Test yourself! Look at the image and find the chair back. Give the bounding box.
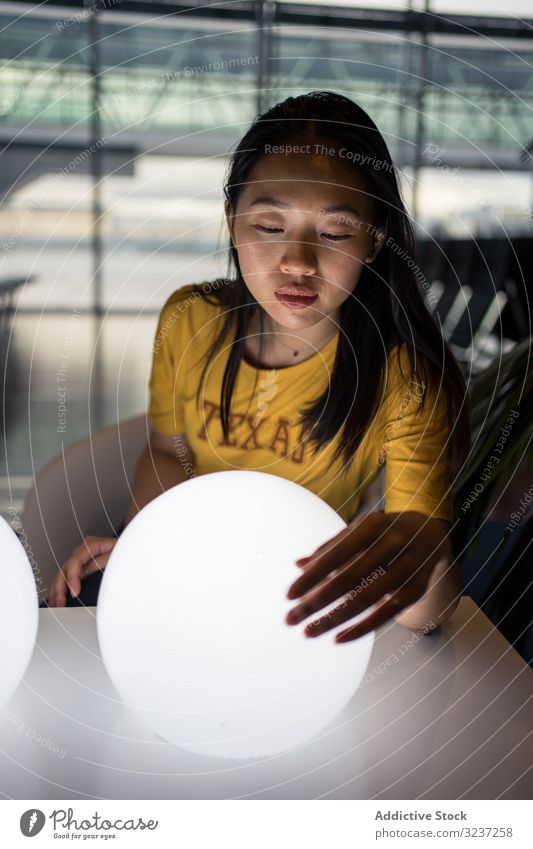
[21,415,148,601]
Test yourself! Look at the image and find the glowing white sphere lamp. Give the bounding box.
[97,471,374,760]
[0,516,39,708]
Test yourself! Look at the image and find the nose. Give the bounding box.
[279,238,318,277]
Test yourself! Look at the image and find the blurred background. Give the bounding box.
[1,1,532,658]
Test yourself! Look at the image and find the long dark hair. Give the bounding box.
[194,90,470,479]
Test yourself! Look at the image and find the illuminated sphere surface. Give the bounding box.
[97,470,374,759]
[0,516,39,708]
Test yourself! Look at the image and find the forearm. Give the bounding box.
[393,551,461,632]
[124,443,191,526]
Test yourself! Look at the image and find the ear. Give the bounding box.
[365,226,387,263]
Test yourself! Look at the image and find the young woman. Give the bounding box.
[47,90,470,642]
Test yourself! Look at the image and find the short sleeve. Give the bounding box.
[381,355,454,522]
[148,291,189,436]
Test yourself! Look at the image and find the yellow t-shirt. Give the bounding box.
[148,284,453,523]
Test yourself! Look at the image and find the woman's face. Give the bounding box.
[225,146,385,330]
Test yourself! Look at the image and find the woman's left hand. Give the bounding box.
[286,511,450,641]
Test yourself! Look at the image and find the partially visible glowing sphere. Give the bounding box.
[0,516,39,707]
[97,471,374,759]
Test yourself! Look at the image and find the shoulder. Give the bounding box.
[158,282,220,319]
[381,342,446,423]
[154,281,227,348]
[382,342,418,402]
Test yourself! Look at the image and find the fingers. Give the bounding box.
[287,545,432,638]
[78,536,117,559]
[334,593,407,642]
[46,536,117,607]
[302,581,394,638]
[286,532,404,625]
[288,512,444,642]
[67,541,115,596]
[64,552,110,603]
[65,559,82,599]
[79,552,110,580]
[48,572,68,608]
[331,571,430,641]
[287,512,391,600]
[293,553,417,637]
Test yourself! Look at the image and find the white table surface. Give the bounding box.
[1,597,532,800]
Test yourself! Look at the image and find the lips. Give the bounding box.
[275,293,318,309]
[276,285,317,297]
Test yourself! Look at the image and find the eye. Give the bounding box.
[322,233,351,241]
[253,225,283,234]
[252,225,351,241]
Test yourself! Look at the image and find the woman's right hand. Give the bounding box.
[46,536,118,607]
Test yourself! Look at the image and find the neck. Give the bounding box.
[265,306,340,345]
[244,307,340,368]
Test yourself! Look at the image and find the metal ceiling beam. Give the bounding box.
[4,2,533,40]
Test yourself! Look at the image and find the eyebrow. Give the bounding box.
[249,196,362,218]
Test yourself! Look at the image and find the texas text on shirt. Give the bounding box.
[148,283,453,525]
